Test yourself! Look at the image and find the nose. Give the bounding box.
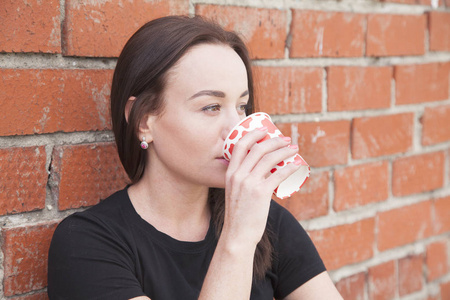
[221,110,243,140]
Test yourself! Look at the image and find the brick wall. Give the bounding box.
[0,0,449,299]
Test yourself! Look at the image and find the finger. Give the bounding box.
[263,157,303,192]
[250,144,299,178]
[226,127,270,174]
[237,137,293,175]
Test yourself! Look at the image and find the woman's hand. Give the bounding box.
[222,127,302,249]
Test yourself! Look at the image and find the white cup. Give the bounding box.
[223,112,310,199]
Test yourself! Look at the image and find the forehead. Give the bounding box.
[165,43,248,91]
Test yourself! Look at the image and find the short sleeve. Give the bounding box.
[48,213,146,300]
[270,202,326,299]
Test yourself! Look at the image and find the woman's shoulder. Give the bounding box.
[52,187,133,242]
[268,200,301,230]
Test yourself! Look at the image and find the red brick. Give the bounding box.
[0,69,113,136]
[309,218,375,270]
[64,0,188,57]
[327,66,392,111]
[392,152,444,196]
[2,222,58,296]
[335,272,366,300]
[441,281,450,300]
[395,62,450,105]
[297,120,351,167]
[50,143,128,210]
[196,5,287,59]
[434,196,450,234]
[276,171,329,220]
[290,10,365,58]
[367,14,426,56]
[0,0,60,53]
[377,201,433,251]
[422,104,450,146]
[253,66,322,114]
[368,260,397,300]
[429,11,450,51]
[426,240,448,281]
[0,147,47,215]
[352,113,414,159]
[334,161,389,211]
[399,255,424,296]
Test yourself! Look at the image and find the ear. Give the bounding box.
[137,113,157,144]
[125,96,156,143]
[124,96,136,123]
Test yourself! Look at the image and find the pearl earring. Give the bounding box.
[140,137,149,149]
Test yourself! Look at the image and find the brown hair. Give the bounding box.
[110,15,272,280]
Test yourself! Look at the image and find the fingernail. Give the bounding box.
[294,159,303,165]
[282,137,291,142]
[258,126,268,131]
[288,144,298,149]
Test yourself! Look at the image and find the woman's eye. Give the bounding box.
[239,104,248,111]
[202,104,221,112]
[239,103,250,113]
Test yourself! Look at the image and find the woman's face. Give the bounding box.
[145,43,249,189]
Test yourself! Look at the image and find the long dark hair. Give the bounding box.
[110,15,272,280]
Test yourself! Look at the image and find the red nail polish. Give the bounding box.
[282,137,291,142]
[288,144,298,149]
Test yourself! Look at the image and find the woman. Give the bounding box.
[48,15,342,300]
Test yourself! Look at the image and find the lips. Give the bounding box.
[215,157,230,165]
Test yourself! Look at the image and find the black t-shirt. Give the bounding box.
[48,187,325,300]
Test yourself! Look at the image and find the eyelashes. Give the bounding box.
[201,103,250,113]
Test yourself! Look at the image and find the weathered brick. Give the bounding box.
[2,222,58,296]
[196,5,287,59]
[297,120,351,167]
[50,143,128,210]
[377,201,432,251]
[309,218,375,270]
[276,170,328,220]
[0,147,47,215]
[64,0,189,57]
[395,62,450,105]
[327,66,392,111]
[253,66,322,114]
[399,255,424,296]
[426,240,448,281]
[290,10,365,58]
[0,0,61,53]
[434,196,450,234]
[367,14,426,56]
[335,272,366,300]
[429,11,450,51]
[352,113,414,159]
[368,260,397,300]
[334,161,389,211]
[422,104,450,146]
[0,69,113,136]
[392,152,444,196]
[441,281,450,300]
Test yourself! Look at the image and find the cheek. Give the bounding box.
[154,119,206,155]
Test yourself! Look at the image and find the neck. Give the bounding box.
[128,160,211,242]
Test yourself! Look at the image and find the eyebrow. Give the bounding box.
[188,90,249,100]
